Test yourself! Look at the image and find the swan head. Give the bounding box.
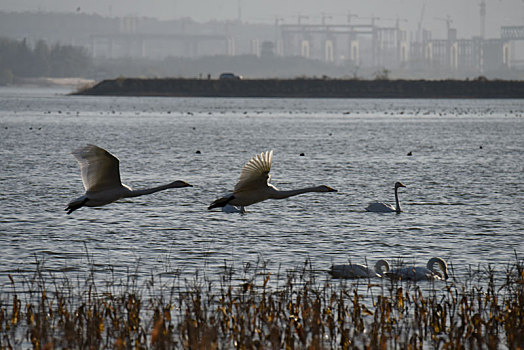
[427,257,449,280]
[374,259,390,277]
[168,180,193,188]
[395,182,406,189]
[318,185,338,192]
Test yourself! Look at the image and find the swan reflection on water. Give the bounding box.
[221,203,245,214]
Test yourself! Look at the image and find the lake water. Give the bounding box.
[0,86,523,290]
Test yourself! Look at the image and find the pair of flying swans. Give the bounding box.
[67,146,337,214]
[329,257,448,281]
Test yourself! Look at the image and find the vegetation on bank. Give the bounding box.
[0,36,360,86]
[0,37,92,85]
[0,256,523,349]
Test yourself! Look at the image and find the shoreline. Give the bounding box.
[75,77,524,99]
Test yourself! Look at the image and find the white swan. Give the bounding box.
[329,259,390,279]
[66,144,192,214]
[386,257,449,281]
[365,182,406,213]
[208,151,337,212]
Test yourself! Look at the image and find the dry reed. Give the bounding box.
[0,255,523,349]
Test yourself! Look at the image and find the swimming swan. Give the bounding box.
[365,182,406,213]
[386,257,449,281]
[329,259,390,279]
[208,151,337,212]
[66,144,192,214]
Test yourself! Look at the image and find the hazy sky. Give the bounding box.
[1,0,523,39]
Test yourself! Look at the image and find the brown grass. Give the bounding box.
[1,255,523,349]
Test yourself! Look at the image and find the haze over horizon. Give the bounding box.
[1,0,523,40]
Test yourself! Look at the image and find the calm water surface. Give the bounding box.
[0,86,523,290]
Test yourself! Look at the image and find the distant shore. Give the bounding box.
[74,77,524,99]
[13,77,96,89]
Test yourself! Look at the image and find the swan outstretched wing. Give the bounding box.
[234,151,273,192]
[72,144,121,192]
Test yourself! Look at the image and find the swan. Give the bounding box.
[208,151,337,212]
[365,182,406,213]
[66,144,192,214]
[386,257,449,281]
[329,259,390,279]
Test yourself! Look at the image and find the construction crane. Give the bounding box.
[321,12,333,26]
[417,2,426,42]
[434,15,453,38]
[297,14,309,25]
[347,11,358,24]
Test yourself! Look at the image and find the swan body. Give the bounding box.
[66,144,192,214]
[386,257,449,281]
[365,182,406,213]
[208,151,337,212]
[329,259,390,279]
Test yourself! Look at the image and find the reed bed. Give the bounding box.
[1,255,523,349]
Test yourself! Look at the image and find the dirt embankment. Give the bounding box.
[75,78,524,98]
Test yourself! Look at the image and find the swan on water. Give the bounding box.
[66,144,192,214]
[329,259,390,279]
[208,151,337,212]
[386,257,449,281]
[365,182,406,213]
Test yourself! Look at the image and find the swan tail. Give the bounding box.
[65,197,88,215]
[208,195,235,210]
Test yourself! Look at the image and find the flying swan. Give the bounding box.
[329,259,390,279]
[208,151,337,212]
[66,144,192,214]
[365,182,406,213]
[386,257,449,281]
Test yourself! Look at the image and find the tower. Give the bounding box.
[480,0,486,39]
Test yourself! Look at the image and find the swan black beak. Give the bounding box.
[328,187,338,192]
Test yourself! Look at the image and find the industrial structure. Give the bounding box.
[87,12,522,77]
[1,9,520,78]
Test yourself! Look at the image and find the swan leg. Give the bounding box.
[239,206,246,214]
[65,198,88,215]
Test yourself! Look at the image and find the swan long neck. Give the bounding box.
[394,187,402,213]
[374,259,390,276]
[428,257,448,279]
[271,186,328,200]
[125,183,174,198]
